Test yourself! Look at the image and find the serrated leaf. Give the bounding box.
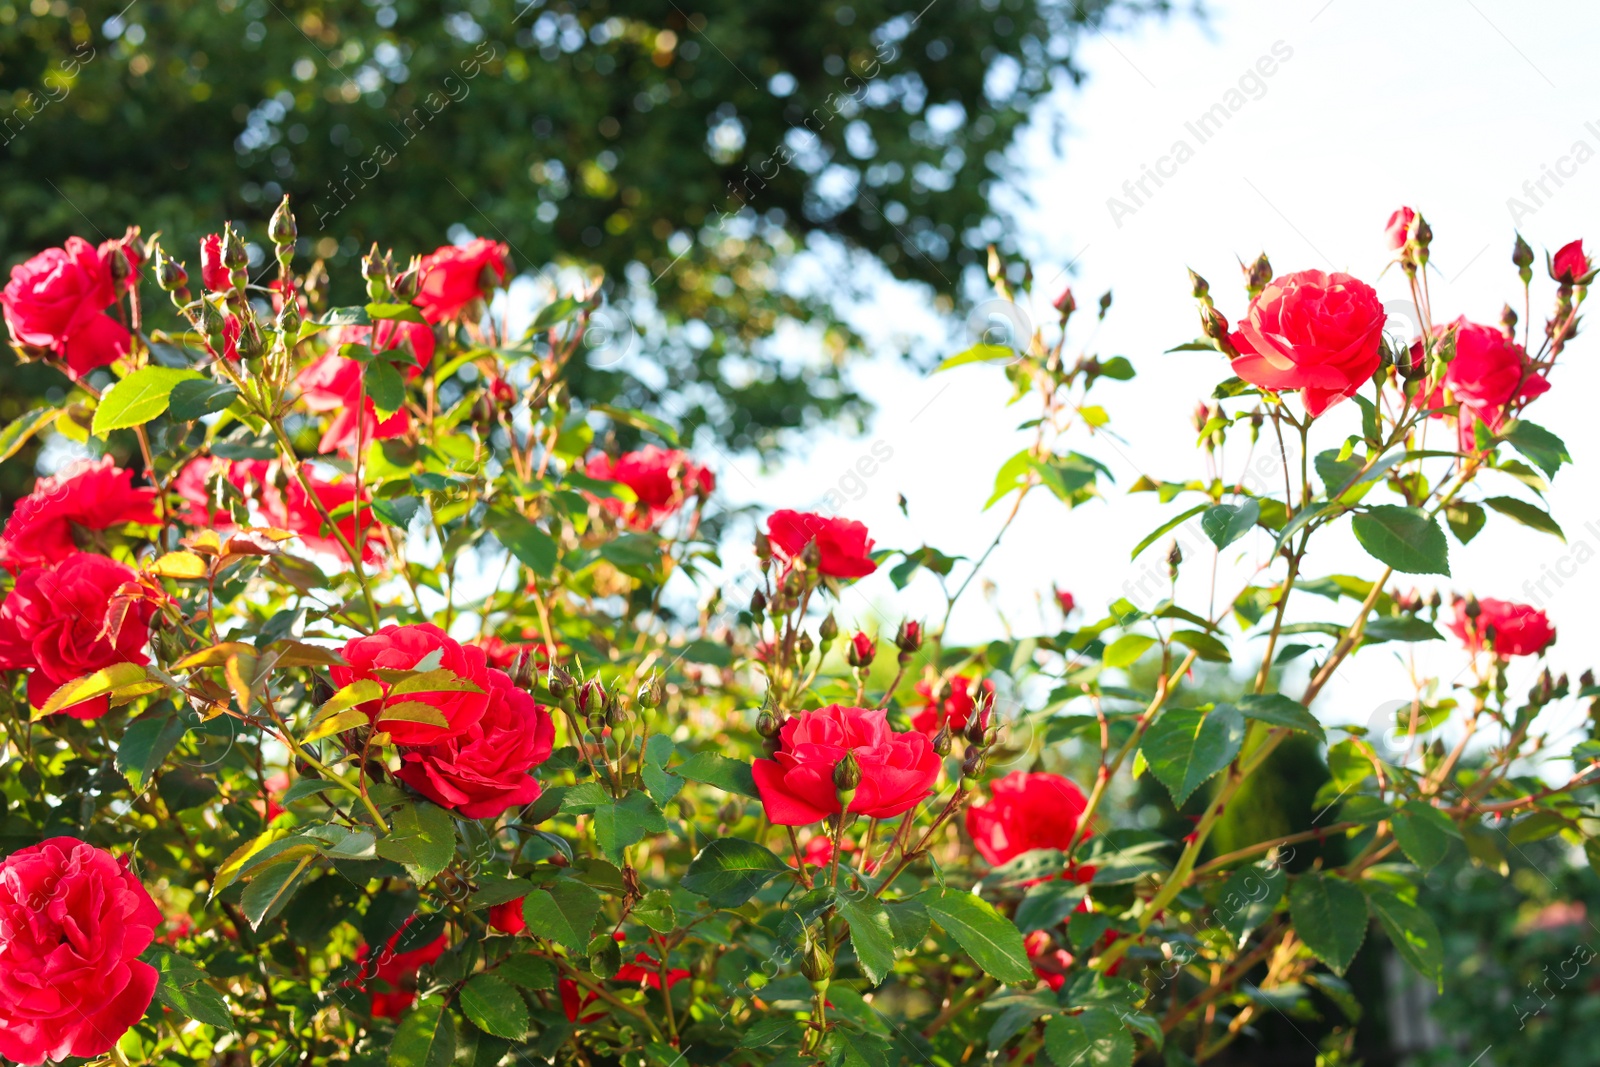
[1140,705,1245,806]
[377,801,457,883]
[241,854,312,929]
[1351,506,1449,576]
[674,751,760,798]
[168,378,240,420]
[1102,634,1155,669]
[921,888,1035,985]
[389,994,456,1067]
[34,663,154,720]
[459,974,529,1039]
[1234,694,1325,740]
[0,405,61,463]
[92,366,202,434]
[1503,420,1569,478]
[1288,873,1367,976]
[1389,800,1460,872]
[838,892,897,986]
[1044,1006,1134,1067]
[1201,499,1259,549]
[592,790,668,862]
[497,953,556,990]
[681,838,790,908]
[520,879,601,950]
[1366,887,1443,988]
[116,706,188,793]
[1483,495,1564,540]
[487,508,557,577]
[1215,864,1286,939]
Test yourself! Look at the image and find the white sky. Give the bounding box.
[719,0,1600,754]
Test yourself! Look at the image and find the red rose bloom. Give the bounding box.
[911,675,994,738]
[489,898,527,935]
[1448,597,1555,658]
[260,468,382,564]
[751,704,941,826]
[395,667,555,819]
[965,771,1091,866]
[1384,207,1417,250]
[1,236,132,379]
[585,446,715,528]
[297,319,435,453]
[766,510,877,579]
[416,237,509,322]
[559,979,605,1024]
[0,457,159,572]
[1024,929,1075,991]
[1228,269,1386,417]
[0,837,162,1066]
[355,917,449,1019]
[333,623,494,745]
[475,636,554,672]
[0,554,152,719]
[615,951,691,989]
[1414,318,1548,448]
[1552,239,1591,284]
[199,233,230,292]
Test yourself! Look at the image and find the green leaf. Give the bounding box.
[920,888,1036,985]
[936,342,1013,371]
[1130,504,1208,560]
[1201,499,1259,549]
[497,953,556,991]
[365,358,406,418]
[459,974,529,1040]
[376,800,457,883]
[592,790,668,863]
[1044,1007,1134,1067]
[1098,356,1136,380]
[1483,495,1564,540]
[92,366,203,434]
[241,855,312,929]
[168,378,240,421]
[1234,694,1325,741]
[1015,880,1088,934]
[1390,800,1460,872]
[985,449,1036,510]
[116,706,189,794]
[1170,629,1230,663]
[1215,864,1286,939]
[520,879,602,950]
[366,301,429,323]
[144,945,235,1031]
[389,994,456,1067]
[1288,873,1368,976]
[884,899,931,951]
[1445,501,1486,544]
[641,734,682,805]
[681,838,790,907]
[1366,887,1443,988]
[486,508,557,577]
[838,892,897,986]
[593,403,681,447]
[0,405,61,463]
[1503,419,1569,478]
[632,889,677,933]
[1350,506,1449,575]
[674,751,760,798]
[1362,615,1442,643]
[827,1029,894,1067]
[1140,705,1246,806]
[1102,634,1155,669]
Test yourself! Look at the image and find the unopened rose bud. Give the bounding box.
[1427,589,1442,610]
[719,798,743,823]
[221,224,248,271]
[269,195,297,248]
[800,540,822,572]
[1512,232,1535,270]
[1166,540,1183,576]
[154,245,188,294]
[847,631,875,669]
[896,619,923,656]
[393,254,422,302]
[237,316,267,362]
[960,749,984,780]
[801,938,832,988]
[1244,252,1272,297]
[797,631,814,657]
[781,568,805,597]
[1188,269,1210,300]
[362,244,389,302]
[1053,286,1076,320]
[757,710,779,738]
[1412,214,1432,252]
[964,712,987,746]
[199,298,228,353]
[1464,595,1481,620]
[819,612,839,643]
[754,530,772,563]
[637,674,662,709]
[1097,290,1112,320]
[1582,669,1595,689]
[833,750,862,794]
[510,649,535,691]
[932,724,953,757]
[546,663,573,701]
[1500,303,1518,340]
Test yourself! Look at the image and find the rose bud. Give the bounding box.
[932,723,953,757]
[895,619,923,654]
[847,631,875,668]
[637,674,663,709]
[1053,286,1076,321]
[1244,251,1272,297]
[797,631,815,657]
[818,612,839,643]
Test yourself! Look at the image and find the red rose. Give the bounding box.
[964,771,1091,866]
[489,898,527,935]
[416,237,509,322]
[0,837,162,1065]
[1448,597,1555,658]
[1384,207,1417,250]
[1,236,131,379]
[911,674,994,738]
[1054,588,1075,616]
[1024,929,1075,991]
[260,467,382,564]
[171,456,240,528]
[395,667,555,818]
[0,554,152,719]
[751,704,941,826]
[354,917,448,1019]
[1551,239,1591,284]
[333,623,493,745]
[199,233,230,292]
[475,636,554,672]
[295,354,413,455]
[1414,318,1547,448]
[99,232,143,295]
[848,631,876,667]
[559,979,606,1024]
[1228,269,1386,417]
[585,446,715,528]
[766,510,877,579]
[615,951,691,989]
[0,457,159,572]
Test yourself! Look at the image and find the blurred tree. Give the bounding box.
[0,0,1167,490]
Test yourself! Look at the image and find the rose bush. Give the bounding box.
[0,200,1594,1067]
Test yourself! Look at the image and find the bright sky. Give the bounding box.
[720,0,1600,754]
